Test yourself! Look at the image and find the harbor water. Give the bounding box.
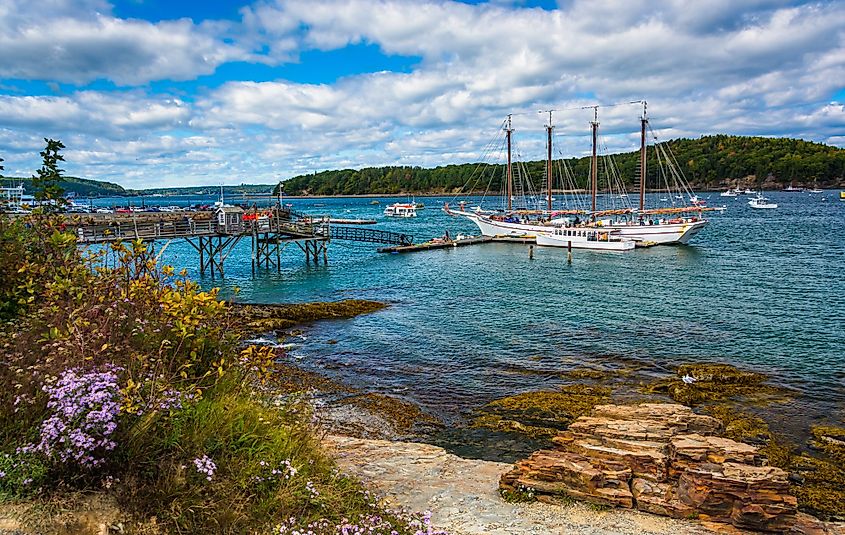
[91,192,845,446]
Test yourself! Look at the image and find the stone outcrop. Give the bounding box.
[500,403,801,533]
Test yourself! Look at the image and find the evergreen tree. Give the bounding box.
[32,138,67,210]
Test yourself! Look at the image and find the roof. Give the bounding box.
[215,205,244,213]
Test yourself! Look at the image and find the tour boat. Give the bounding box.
[748,194,777,209]
[445,102,718,245]
[536,227,635,251]
[384,203,417,217]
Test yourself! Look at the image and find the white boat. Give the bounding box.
[384,203,417,217]
[720,189,738,197]
[748,194,777,209]
[784,184,803,192]
[743,188,754,194]
[536,227,635,251]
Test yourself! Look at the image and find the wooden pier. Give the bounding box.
[73,209,412,277]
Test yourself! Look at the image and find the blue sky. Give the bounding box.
[0,0,843,188]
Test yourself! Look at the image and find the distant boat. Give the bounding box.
[808,188,823,194]
[720,189,738,197]
[743,188,754,194]
[415,202,426,209]
[748,193,777,209]
[384,203,417,217]
[370,200,380,205]
[840,192,845,201]
[784,184,803,192]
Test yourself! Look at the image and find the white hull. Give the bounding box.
[454,211,707,245]
[536,231,635,251]
[601,220,708,245]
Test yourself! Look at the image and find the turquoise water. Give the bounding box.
[93,192,845,440]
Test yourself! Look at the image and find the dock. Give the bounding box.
[378,235,534,253]
[328,218,377,225]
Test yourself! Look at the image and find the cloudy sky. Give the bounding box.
[0,0,843,188]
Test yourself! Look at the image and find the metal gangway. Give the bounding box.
[325,225,413,246]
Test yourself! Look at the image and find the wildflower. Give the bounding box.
[193,454,217,481]
[35,367,122,469]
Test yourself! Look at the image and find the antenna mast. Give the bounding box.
[506,114,513,211]
[542,110,554,212]
[639,101,648,212]
[590,106,599,216]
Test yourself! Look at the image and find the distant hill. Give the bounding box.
[274,135,845,195]
[131,184,275,196]
[3,176,127,197]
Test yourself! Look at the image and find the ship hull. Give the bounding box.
[536,232,635,251]
[456,211,707,245]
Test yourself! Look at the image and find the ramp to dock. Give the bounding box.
[328,225,413,246]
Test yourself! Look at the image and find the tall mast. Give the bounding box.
[506,114,513,211]
[545,110,554,212]
[590,106,598,215]
[639,101,648,212]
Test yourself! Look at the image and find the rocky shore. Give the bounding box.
[327,435,712,535]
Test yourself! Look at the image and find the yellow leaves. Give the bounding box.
[100,343,110,352]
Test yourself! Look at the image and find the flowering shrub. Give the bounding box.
[34,367,122,469]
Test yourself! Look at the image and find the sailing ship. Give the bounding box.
[445,102,718,245]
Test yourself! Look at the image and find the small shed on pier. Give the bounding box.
[215,205,244,233]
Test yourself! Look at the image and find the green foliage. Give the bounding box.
[0,215,440,534]
[275,135,845,195]
[0,451,49,500]
[32,139,68,209]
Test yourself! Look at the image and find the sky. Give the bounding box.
[0,0,843,189]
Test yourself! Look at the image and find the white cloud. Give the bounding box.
[0,0,843,187]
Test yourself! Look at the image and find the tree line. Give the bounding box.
[274,135,845,195]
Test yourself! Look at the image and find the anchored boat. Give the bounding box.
[384,202,417,217]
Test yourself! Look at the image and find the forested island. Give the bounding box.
[3,176,127,197]
[274,135,845,196]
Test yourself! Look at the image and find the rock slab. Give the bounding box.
[500,403,802,533]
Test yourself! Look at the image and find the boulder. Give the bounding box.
[677,462,796,532]
[500,402,801,533]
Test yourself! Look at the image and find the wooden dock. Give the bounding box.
[378,235,535,253]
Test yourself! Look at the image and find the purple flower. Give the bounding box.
[193,454,216,481]
[35,368,122,469]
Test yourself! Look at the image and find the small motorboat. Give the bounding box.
[720,189,738,197]
[384,203,417,217]
[748,194,777,209]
